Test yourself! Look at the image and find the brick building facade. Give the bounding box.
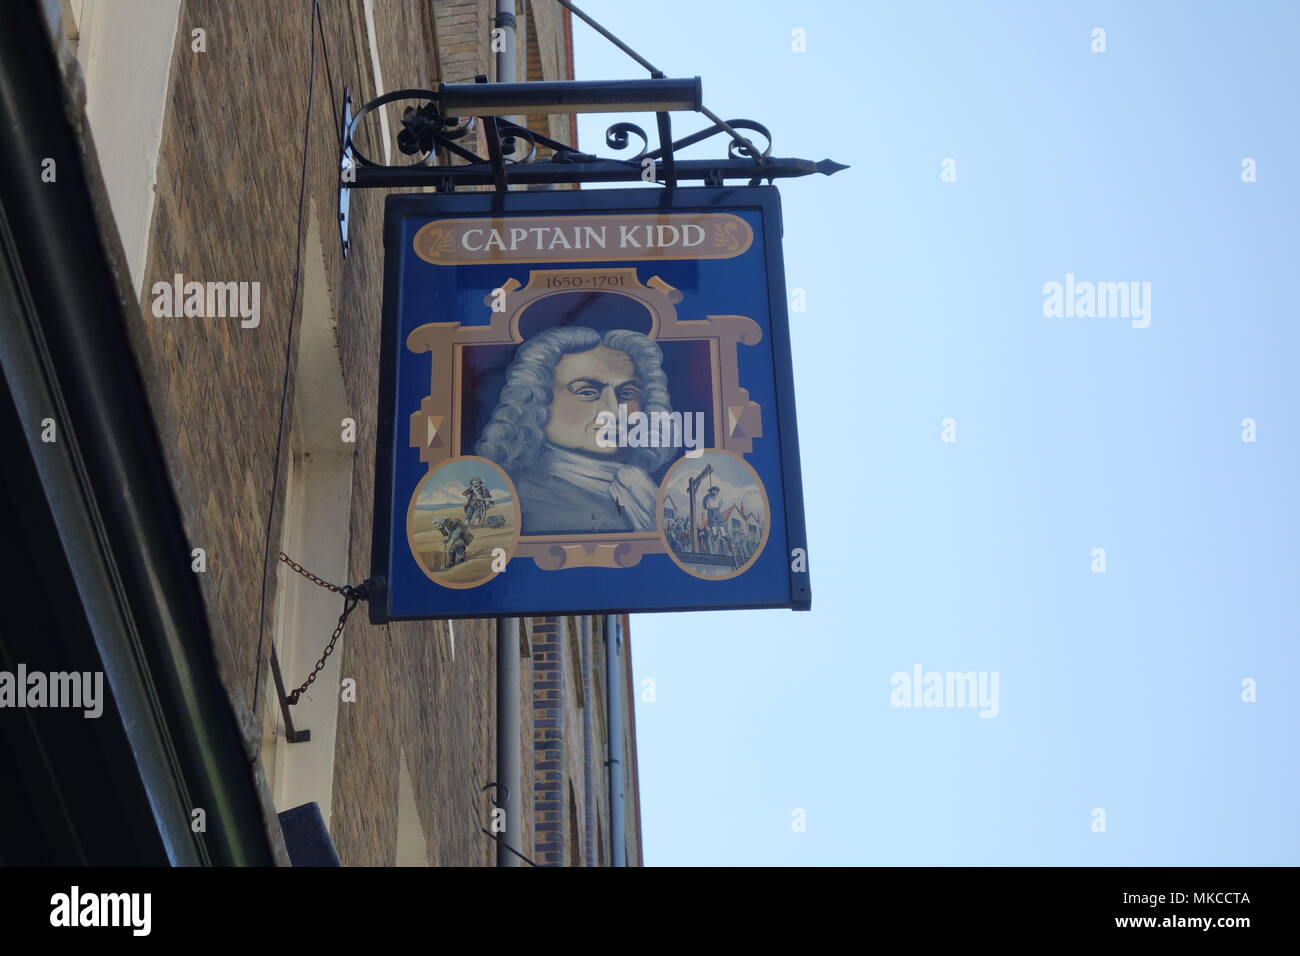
[53,0,641,866]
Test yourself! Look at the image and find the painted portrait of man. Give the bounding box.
[474,325,677,534]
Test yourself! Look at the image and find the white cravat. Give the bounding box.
[539,443,658,530]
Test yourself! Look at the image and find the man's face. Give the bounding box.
[545,345,642,455]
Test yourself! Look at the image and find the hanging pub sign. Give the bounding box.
[369,186,810,620]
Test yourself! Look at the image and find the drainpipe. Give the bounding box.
[604,615,627,866]
[494,0,517,156]
[495,618,521,865]
[580,616,595,865]
[493,0,521,868]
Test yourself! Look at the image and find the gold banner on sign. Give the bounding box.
[412,213,754,265]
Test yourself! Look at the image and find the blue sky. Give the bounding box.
[575,0,1299,865]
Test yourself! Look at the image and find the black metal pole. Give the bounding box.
[438,77,702,115]
[349,156,847,189]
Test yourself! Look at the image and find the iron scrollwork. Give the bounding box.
[344,88,779,171]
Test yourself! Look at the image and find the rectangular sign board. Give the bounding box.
[370,186,810,620]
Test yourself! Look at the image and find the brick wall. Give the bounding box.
[528,617,564,864]
[121,0,632,866]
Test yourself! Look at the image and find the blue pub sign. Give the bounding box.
[369,186,810,621]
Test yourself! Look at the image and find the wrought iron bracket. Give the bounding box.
[271,645,311,744]
[335,78,846,254]
[338,87,353,257]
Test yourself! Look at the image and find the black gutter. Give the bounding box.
[0,0,276,865]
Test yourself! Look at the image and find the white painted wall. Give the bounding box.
[67,0,182,295]
[361,0,392,165]
[268,205,354,829]
[396,751,431,866]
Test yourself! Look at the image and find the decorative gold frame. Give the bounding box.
[405,267,764,571]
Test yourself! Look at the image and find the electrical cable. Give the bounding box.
[251,0,320,713]
[315,0,343,149]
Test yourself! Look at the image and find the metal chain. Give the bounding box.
[279,551,344,593]
[277,552,381,704]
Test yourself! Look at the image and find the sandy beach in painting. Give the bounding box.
[411,500,517,586]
